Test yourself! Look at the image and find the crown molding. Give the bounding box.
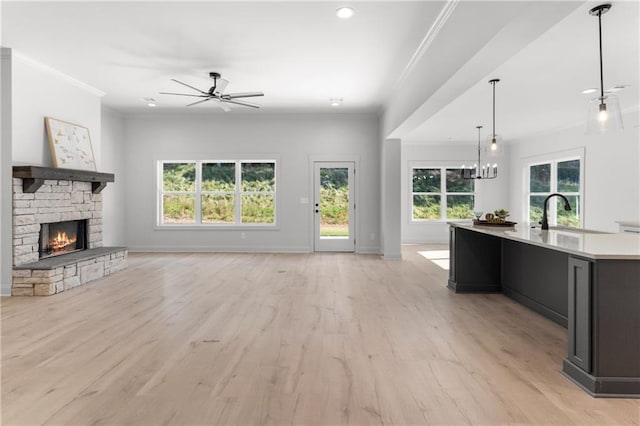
[395,0,460,87]
[14,51,105,98]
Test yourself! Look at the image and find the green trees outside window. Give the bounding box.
[319,168,350,237]
[160,161,276,225]
[528,159,581,227]
[412,167,474,220]
[162,163,196,223]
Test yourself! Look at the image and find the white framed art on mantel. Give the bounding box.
[45,117,96,171]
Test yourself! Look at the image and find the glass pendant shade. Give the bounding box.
[586,95,623,133]
[586,4,623,134]
[484,133,503,156]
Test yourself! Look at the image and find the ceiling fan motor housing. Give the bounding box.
[208,72,222,95]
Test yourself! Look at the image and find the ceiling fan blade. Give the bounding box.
[222,92,264,99]
[217,100,231,112]
[186,97,213,107]
[223,99,260,109]
[170,79,207,94]
[215,78,229,94]
[159,92,207,98]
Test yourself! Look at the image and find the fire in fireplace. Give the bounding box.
[39,220,87,259]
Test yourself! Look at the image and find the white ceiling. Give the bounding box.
[403,0,640,144]
[2,1,639,142]
[1,1,444,113]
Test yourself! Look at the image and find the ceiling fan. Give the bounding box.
[159,72,264,111]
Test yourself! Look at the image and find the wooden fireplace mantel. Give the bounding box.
[13,166,115,194]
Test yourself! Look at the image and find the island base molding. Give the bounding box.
[562,360,640,398]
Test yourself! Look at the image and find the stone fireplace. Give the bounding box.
[12,166,127,296]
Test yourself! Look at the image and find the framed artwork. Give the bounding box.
[45,117,96,171]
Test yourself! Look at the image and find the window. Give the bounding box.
[159,160,276,226]
[528,158,581,227]
[412,167,475,220]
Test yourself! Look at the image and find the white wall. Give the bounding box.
[401,143,509,243]
[509,111,640,233]
[101,107,126,246]
[11,54,102,168]
[381,138,401,259]
[123,114,380,253]
[1,48,13,295]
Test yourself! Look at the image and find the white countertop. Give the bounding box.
[449,222,640,260]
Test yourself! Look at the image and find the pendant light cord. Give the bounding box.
[477,126,481,165]
[598,9,604,101]
[492,81,496,137]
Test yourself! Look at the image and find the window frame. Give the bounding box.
[525,151,584,228]
[411,165,476,222]
[157,159,278,229]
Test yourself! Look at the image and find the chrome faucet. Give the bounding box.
[541,193,572,230]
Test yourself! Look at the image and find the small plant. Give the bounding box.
[494,208,509,218]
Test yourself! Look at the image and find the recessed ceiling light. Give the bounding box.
[330,98,343,107]
[606,85,630,93]
[581,88,598,94]
[141,97,157,107]
[336,7,355,19]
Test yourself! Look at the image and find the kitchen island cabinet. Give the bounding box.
[448,222,640,398]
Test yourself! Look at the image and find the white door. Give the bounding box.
[314,162,355,252]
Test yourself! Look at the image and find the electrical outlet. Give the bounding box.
[240,232,246,239]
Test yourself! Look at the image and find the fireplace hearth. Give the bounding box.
[39,220,87,259]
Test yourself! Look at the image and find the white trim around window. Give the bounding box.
[155,157,279,230]
[523,148,585,227]
[409,160,477,222]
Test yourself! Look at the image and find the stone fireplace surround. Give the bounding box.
[12,166,127,296]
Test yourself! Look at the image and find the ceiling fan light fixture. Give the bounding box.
[586,3,623,133]
[336,7,355,19]
[159,72,263,111]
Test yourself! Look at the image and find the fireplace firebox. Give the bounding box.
[39,220,87,259]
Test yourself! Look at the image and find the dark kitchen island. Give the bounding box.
[448,222,640,398]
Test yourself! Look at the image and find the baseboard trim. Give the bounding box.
[562,359,640,398]
[503,286,568,328]
[127,246,312,254]
[357,246,381,255]
[447,279,501,293]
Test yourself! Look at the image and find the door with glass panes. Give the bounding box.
[313,162,355,252]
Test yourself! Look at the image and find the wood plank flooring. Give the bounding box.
[2,245,639,425]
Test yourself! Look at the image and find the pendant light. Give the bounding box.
[485,79,504,156]
[462,126,497,180]
[586,3,623,133]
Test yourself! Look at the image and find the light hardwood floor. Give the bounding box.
[2,245,639,425]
